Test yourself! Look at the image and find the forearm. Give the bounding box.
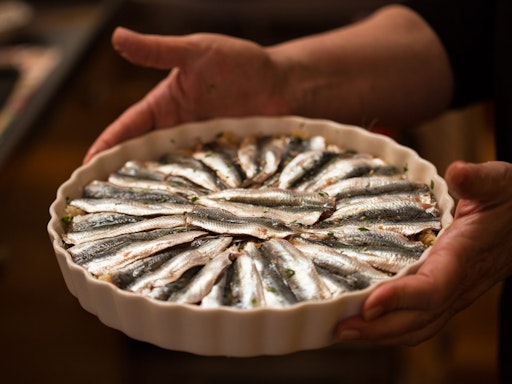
[267,5,454,127]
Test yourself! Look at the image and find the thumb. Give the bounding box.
[112,27,194,69]
[445,160,512,201]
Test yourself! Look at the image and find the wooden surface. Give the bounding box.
[0,2,501,383]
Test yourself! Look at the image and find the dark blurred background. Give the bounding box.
[0,1,499,383]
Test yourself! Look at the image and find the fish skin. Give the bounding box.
[200,272,229,308]
[63,215,187,245]
[83,230,208,276]
[205,187,335,210]
[244,241,297,307]
[228,248,267,309]
[300,225,427,254]
[67,212,143,233]
[260,238,332,302]
[155,154,227,192]
[128,236,233,294]
[117,160,167,181]
[295,156,389,192]
[108,250,180,289]
[68,197,195,216]
[314,219,441,237]
[108,173,208,197]
[149,266,202,301]
[193,142,245,189]
[195,196,325,226]
[277,150,327,189]
[83,180,190,204]
[326,192,439,222]
[68,228,177,265]
[251,135,287,184]
[185,207,295,240]
[292,236,418,274]
[237,135,259,180]
[291,239,389,288]
[321,175,428,199]
[170,246,235,304]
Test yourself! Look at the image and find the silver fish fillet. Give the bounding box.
[291,239,389,288]
[321,175,428,199]
[195,196,325,226]
[185,207,295,239]
[63,215,187,245]
[327,192,439,222]
[128,236,233,294]
[228,248,267,309]
[68,197,195,216]
[84,230,208,276]
[108,173,208,197]
[244,241,297,307]
[67,212,143,233]
[205,187,335,210]
[83,180,190,204]
[170,246,236,304]
[260,238,331,302]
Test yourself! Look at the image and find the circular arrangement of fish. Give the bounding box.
[61,132,441,309]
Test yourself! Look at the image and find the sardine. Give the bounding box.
[63,215,187,245]
[260,239,331,302]
[193,142,245,188]
[195,196,325,226]
[67,212,143,233]
[205,188,335,210]
[154,154,227,191]
[291,239,389,288]
[170,246,235,304]
[83,230,208,276]
[83,180,190,204]
[68,197,195,216]
[244,241,297,307]
[277,150,327,189]
[326,192,439,222]
[228,248,267,309]
[128,236,233,294]
[199,272,229,308]
[295,156,390,192]
[108,173,208,197]
[238,135,287,184]
[321,175,428,199]
[185,207,295,239]
[300,225,427,253]
[68,228,177,265]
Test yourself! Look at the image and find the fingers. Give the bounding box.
[337,308,452,346]
[112,27,194,69]
[445,160,512,201]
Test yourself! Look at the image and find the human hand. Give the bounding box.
[84,27,290,163]
[336,160,512,345]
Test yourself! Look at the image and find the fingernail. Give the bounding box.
[364,306,383,321]
[337,329,360,341]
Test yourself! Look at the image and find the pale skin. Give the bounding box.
[84,5,512,346]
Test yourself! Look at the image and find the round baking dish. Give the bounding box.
[48,116,454,357]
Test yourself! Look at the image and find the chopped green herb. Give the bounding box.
[430,180,435,189]
[358,227,370,232]
[403,163,409,172]
[285,269,295,278]
[61,216,72,226]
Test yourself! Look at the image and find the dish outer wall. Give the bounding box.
[48,116,454,357]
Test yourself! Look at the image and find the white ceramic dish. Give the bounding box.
[48,116,454,357]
